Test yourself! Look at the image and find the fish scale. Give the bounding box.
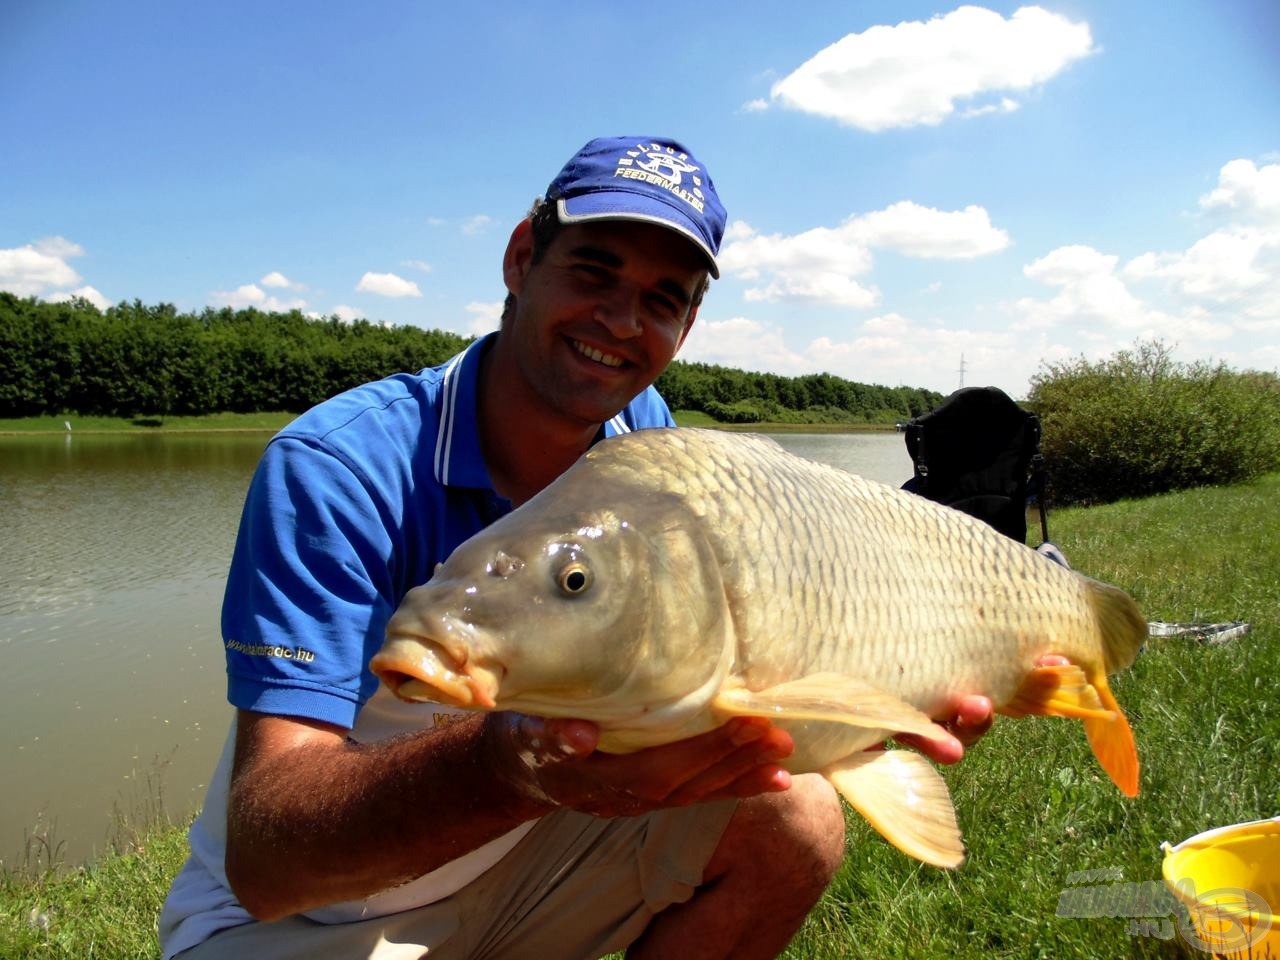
[372,427,1146,868]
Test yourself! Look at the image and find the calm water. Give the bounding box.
[0,428,911,865]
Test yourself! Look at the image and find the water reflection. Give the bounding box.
[0,428,909,865]
[0,434,267,865]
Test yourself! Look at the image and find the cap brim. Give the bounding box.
[557,195,720,279]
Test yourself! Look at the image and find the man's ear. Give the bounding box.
[503,218,535,296]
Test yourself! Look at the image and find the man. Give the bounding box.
[160,136,995,960]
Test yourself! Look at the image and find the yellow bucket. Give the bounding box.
[1162,817,1280,958]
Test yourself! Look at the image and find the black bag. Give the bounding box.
[903,386,1048,545]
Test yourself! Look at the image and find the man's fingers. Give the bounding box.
[948,694,995,747]
[662,724,794,805]
[580,717,788,803]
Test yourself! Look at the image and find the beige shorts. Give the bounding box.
[177,800,737,960]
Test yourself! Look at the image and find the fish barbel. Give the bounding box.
[371,428,1145,867]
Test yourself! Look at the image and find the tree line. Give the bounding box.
[1027,340,1280,505]
[0,294,942,422]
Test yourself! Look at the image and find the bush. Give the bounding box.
[1027,340,1280,505]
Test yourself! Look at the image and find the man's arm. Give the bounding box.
[224,709,795,921]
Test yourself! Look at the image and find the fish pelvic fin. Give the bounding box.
[823,750,965,869]
[713,674,951,744]
[998,664,1140,798]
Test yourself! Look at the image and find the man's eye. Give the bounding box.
[646,294,681,321]
[573,264,610,282]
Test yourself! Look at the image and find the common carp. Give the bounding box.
[371,428,1145,867]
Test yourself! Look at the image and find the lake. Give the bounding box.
[0,428,913,866]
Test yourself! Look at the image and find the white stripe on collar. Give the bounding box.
[607,414,630,435]
[433,344,473,486]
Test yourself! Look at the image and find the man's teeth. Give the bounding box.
[573,340,623,368]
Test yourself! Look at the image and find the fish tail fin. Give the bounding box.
[1085,577,1147,674]
[998,663,1140,797]
[1082,673,1140,797]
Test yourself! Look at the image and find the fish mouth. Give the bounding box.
[370,636,499,710]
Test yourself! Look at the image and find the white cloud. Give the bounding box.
[401,259,434,273]
[679,316,811,374]
[211,282,307,312]
[464,300,504,336]
[1125,229,1277,303]
[0,236,84,296]
[1120,159,1280,328]
[741,98,770,113]
[849,201,1009,259]
[1015,245,1165,332]
[680,309,1044,395]
[718,201,1007,308]
[331,304,362,323]
[34,236,85,259]
[770,5,1096,131]
[961,96,1020,119]
[462,215,493,235]
[47,285,109,310]
[260,271,299,289]
[1199,159,1280,222]
[356,271,422,298]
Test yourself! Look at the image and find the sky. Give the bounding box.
[2,0,1277,398]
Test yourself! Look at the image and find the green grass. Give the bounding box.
[3,476,1276,959]
[783,474,1280,959]
[0,412,296,434]
[0,820,191,959]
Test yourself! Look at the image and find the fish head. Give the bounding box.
[371,491,732,731]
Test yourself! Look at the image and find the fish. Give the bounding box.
[371,427,1145,868]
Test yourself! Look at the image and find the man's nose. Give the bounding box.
[592,287,643,338]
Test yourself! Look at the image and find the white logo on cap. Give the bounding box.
[614,142,707,212]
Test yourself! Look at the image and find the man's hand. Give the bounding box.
[895,654,1073,764]
[486,713,793,819]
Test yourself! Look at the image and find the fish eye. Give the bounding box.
[556,562,593,596]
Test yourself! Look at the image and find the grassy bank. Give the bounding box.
[3,476,1276,958]
[0,412,297,434]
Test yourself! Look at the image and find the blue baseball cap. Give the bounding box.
[545,136,727,278]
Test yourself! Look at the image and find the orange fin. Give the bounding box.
[822,749,965,868]
[998,664,1113,720]
[1084,675,1140,797]
[998,664,1140,797]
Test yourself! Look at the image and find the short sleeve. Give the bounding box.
[222,436,399,728]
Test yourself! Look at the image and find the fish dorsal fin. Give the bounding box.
[823,749,966,868]
[997,663,1140,798]
[712,673,951,744]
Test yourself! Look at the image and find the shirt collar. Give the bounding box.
[433,333,494,489]
[432,332,640,490]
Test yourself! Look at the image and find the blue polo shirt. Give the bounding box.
[221,332,677,729]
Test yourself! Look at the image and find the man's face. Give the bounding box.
[502,219,708,428]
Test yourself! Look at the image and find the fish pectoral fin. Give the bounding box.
[823,750,965,869]
[713,674,950,743]
[998,664,1140,799]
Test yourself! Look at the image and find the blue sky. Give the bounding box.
[3,0,1277,397]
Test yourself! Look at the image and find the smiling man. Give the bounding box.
[159,136,993,960]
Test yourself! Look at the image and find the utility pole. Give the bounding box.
[957,354,967,390]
